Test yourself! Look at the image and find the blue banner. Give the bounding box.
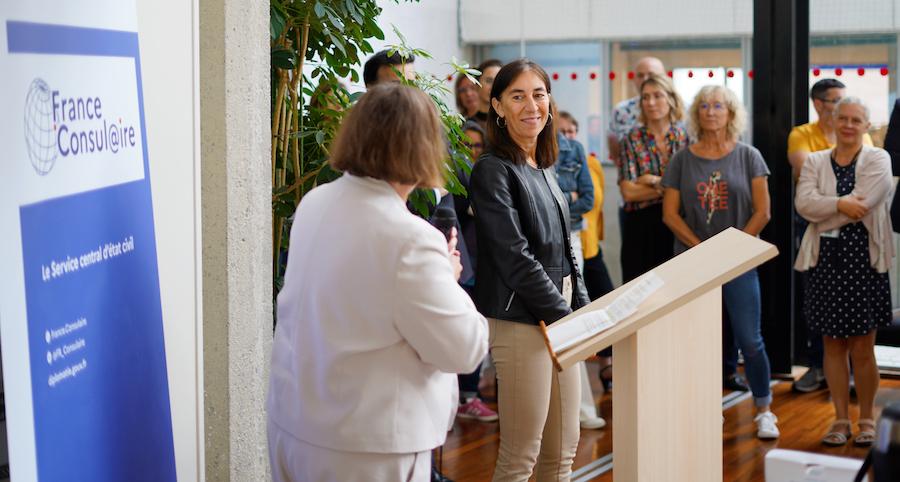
[8,21,176,481]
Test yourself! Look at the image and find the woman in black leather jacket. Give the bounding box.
[469,58,589,481]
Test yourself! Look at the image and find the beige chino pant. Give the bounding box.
[489,276,581,481]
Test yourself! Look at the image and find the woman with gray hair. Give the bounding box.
[661,85,779,439]
[795,97,893,447]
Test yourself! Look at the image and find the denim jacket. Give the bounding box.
[553,133,594,231]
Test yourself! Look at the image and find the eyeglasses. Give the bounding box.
[699,102,726,111]
[464,142,484,149]
[815,96,842,105]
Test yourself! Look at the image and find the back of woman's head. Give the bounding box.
[330,83,445,188]
[486,58,559,168]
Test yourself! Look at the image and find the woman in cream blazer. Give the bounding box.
[267,84,489,482]
[795,97,893,448]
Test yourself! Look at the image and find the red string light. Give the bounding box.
[627,71,635,80]
[857,67,865,76]
[708,70,714,78]
[727,70,735,78]
[667,70,673,78]
[835,67,843,76]
[881,67,890,76]
[570,72,578,80]
[812,68,821,76]
[609,72,616,80]
[687,70,694,78]
[748,69,754,79]
[590,72,597,80]
[552,72,559,80]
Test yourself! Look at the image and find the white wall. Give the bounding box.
[369,0,471,103]
[136,0,202,480]
[460,0,900,44]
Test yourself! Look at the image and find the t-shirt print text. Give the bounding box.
[697,171,729,224]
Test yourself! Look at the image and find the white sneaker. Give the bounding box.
[754,411,780,440]
[580,415,607,430]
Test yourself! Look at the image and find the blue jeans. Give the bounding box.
[722,270,772,407]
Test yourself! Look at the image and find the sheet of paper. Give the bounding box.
[547,271,665,353]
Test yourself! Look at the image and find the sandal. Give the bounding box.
[855,418,876,447]
[598,364,612,392]
[822,419,852,446]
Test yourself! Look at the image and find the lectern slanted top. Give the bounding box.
[541,227,778,482]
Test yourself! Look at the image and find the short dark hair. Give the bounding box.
[462,120,485,138]
[329,83,444,188]
[486,59,559,169]
[810,78,845,101]
[558,111,578,131]
[363,49,415,87]
[475,59,503,80]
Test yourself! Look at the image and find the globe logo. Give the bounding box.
[24,78,58,175]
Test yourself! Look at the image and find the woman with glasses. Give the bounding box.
[788,79,874,180]
[795,97,893,447]
[661,85,779,440]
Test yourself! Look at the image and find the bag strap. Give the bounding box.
[854,448,873,482]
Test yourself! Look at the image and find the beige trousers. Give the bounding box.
[267,418,430,482]
[489,277,581,482]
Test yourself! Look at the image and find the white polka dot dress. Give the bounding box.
[803,158,892,338]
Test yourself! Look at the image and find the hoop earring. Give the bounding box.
[496,116,507,128]
[547,113,553,123]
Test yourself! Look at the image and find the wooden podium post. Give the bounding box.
[544,228,778,482]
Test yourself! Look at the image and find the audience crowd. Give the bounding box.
[268,49,899,481]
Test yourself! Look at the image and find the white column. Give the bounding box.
[199,0,272,479]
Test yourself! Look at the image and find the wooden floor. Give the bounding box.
[440,362,900,481]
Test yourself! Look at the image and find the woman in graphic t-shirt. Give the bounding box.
[661,85,779,440]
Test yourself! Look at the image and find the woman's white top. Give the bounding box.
[795,145,894,273]
[267,173,489,454]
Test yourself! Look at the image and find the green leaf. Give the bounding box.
[313,2,326,19]
[391,24,407,44]
[315,130,326,146]
[345,0,364,24]
[270,5,286,40]
[328,32,347,56]
[324,7,344,30]
[271,47,295,69]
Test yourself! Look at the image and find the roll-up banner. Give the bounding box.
[0,2,177,480]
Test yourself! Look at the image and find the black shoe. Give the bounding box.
[723,374,750,392]
[792,367,826,393]
[432,466,454,482]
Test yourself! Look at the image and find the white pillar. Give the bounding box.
[199,0,272,479]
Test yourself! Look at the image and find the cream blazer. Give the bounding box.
[794,146,894,273]
[267,174,489,454]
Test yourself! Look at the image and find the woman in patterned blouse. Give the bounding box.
[617,73,688,282]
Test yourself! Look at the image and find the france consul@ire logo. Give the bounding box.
[24,78,139,176]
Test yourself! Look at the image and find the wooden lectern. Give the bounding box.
[542,228,778,482]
